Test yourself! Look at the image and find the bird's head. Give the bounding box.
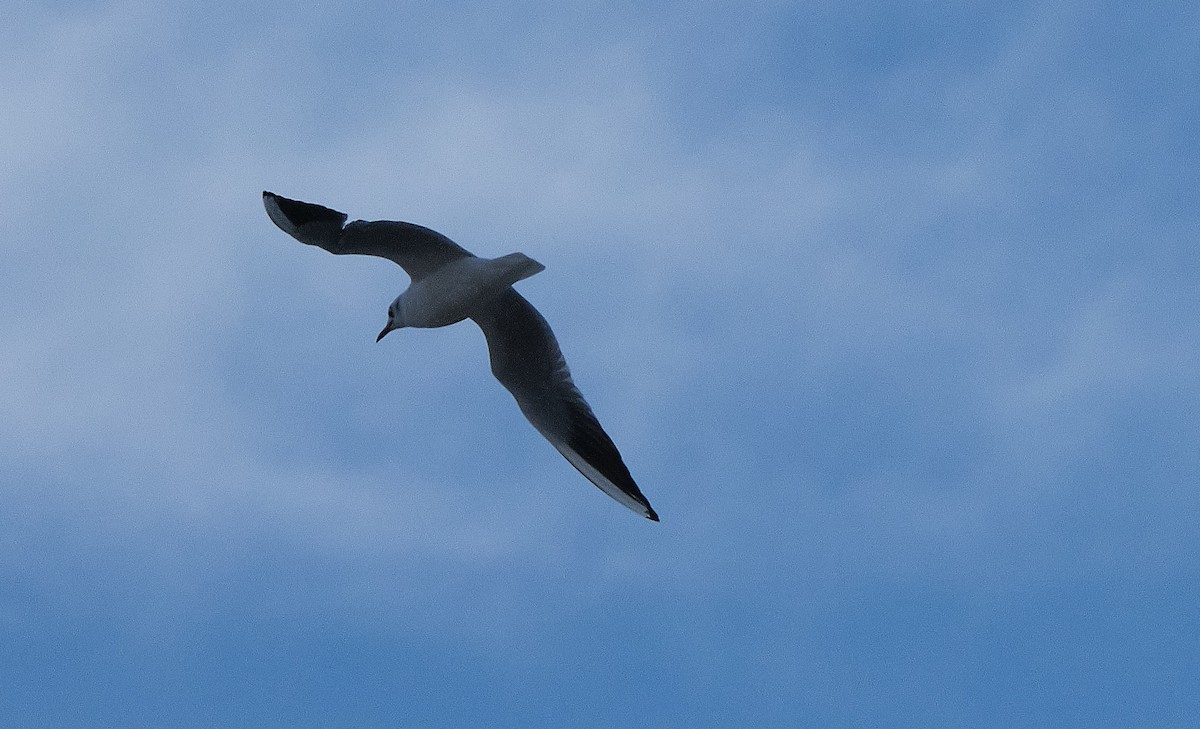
[377,296,406,342]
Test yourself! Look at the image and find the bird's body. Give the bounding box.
[262,192,658,521]
[392,254,544,329]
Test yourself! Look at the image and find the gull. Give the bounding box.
[263,192,659,521]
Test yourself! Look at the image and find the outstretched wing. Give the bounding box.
[471,289,658,521]
[263,191,474,281]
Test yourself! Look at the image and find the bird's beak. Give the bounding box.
[376,322,396,342]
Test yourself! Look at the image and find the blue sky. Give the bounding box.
[2,0,1198,726]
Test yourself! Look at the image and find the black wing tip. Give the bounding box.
[262,191,347,227]
[562,417,660,522]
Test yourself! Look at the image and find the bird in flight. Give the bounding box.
[263,192,658,521]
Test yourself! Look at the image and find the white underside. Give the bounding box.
[400,256,541,328]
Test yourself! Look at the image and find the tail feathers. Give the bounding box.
[494,252,546,286]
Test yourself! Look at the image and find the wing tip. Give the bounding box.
[547,437,660,522]
[262,191,348,248]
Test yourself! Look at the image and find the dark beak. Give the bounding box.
[376,322,395,342]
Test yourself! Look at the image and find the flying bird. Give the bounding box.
[263,192,658,521]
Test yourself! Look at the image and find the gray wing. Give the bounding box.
[263,191,474,280]
[471,289,658,521]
